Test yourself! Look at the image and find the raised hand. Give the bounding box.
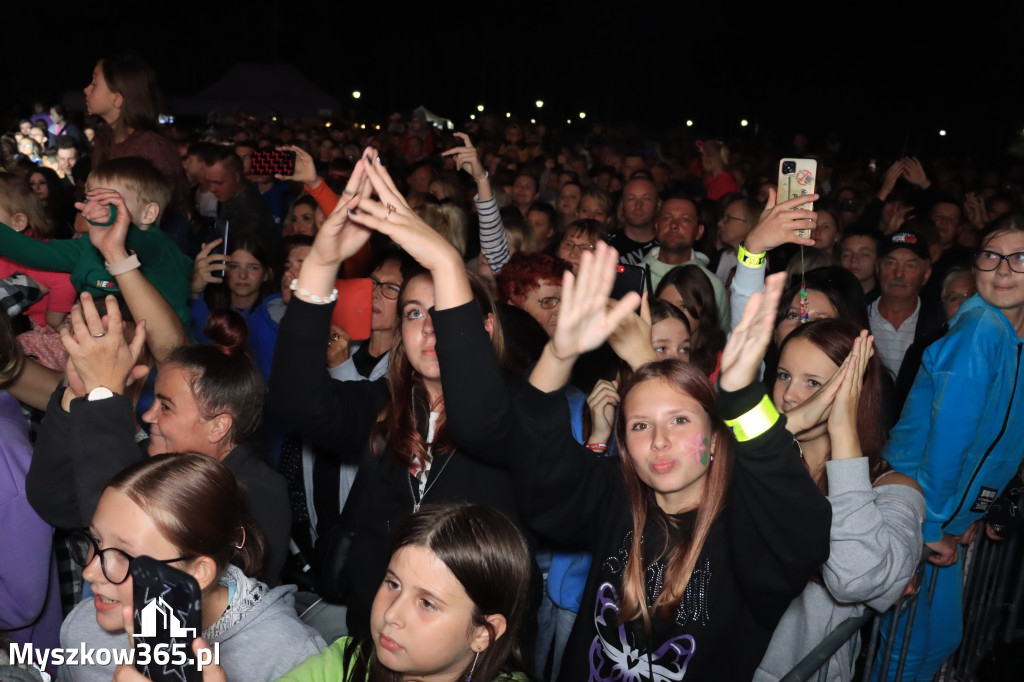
[549,243,641,361]
[60,293,148,395]
[781,355,851,437]
[719,271,785,392]
[191,239,226,297]
[298,151,374,300]
[442,133,487,180]
[607,291,657,370]
[586,379,620,446]
[964,194,989,230]
[901,157,931,189]
[348,155,470,308]
[77,189,132,262]
[877,160,905,201]
[350,156,461,272]
[744,188,818,254]
[827,331,873,445]
[274,145,318,186]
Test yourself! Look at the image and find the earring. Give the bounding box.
[709,453,715,462]
[466,649,480,681]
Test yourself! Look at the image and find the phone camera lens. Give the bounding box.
[782,161,797,175]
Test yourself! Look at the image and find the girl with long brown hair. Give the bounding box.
[753,320,925,681]
[439,245,832,681]
[270,150,521,638]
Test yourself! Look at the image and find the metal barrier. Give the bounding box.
[781,531,1023,682]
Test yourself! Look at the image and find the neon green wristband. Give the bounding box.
[724,394,779,442]
[737,242,767,268]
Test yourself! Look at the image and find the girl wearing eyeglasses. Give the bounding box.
[62,453,324,682]
[875,214,1024,680]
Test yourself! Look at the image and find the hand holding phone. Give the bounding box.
[776,158,817,239]
[131,556,203,682]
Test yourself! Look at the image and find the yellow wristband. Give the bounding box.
[724,394,779,442]
[738,243,767,268]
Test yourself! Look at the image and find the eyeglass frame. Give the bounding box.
[370,276,402,300]
[974,250,1024,274]
[536,296,561,310]
[67,528,192,585]
[560,239,596,255]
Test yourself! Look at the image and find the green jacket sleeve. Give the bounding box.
[0,224,83,273]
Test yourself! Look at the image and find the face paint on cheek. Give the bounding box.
[685,433,709,466]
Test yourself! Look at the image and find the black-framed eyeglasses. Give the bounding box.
[560,240,596,255]
[67,529,191,585]
[974,250,1024,274]
[370,276,402,300]
[537,296,561,310]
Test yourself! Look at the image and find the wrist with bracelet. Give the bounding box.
[290,278,338,304]
[737,243,767,268]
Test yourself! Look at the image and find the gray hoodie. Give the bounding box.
[59,565,325,682]
[754,458,926,682]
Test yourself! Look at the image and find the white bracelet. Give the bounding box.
[290,278,338,304]
[105,253,141,276]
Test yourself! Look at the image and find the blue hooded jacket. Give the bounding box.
[886,294,1024,542]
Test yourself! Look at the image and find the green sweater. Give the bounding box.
[276,637,528,682]
[0,224,193,328]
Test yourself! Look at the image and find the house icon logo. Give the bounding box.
[138,598,197,638]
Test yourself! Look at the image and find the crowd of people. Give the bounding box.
[1,54,1023,682]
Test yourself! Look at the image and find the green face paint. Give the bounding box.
[701,437,711,466]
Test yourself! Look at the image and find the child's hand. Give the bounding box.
[78,189,132,263]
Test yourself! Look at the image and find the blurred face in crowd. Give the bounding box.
[512,175,538,208]
[557,184,581,217]
[930,202,962,249]
[578,196,608,224]
[840,235,878,287]
[717,200,752,250]
[774,290,838,347]
[205,161,245,203]
[29,172,49,200]
[656,199,703,256]
[621,179,659,229]
[58,147,78,176]
[558,228,597,274]
[941,271,976,321]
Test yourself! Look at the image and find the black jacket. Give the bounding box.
[25,387,290,583]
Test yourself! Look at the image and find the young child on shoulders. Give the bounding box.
[0,156,193,330]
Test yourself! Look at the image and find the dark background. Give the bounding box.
[5,1,1023,157]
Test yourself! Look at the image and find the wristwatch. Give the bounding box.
[87,387,115,401]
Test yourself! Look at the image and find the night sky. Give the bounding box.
[6,1,1024,158]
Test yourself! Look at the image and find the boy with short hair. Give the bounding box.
[0,156,193,328]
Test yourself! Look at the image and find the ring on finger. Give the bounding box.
[385,204,396,222]
[92,332,106,338]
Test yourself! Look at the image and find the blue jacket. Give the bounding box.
[886,295,1024,542]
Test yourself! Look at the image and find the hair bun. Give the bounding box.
[204,310,249,358]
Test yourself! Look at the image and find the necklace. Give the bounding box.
[408,450,456,513]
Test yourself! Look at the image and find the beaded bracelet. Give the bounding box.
[289,278,338,304]
[724,394,779,442]
[737,243,767,268]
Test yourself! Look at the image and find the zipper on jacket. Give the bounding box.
[942,342,1023,529]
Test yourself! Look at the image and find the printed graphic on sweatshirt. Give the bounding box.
[589,532,714,680]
